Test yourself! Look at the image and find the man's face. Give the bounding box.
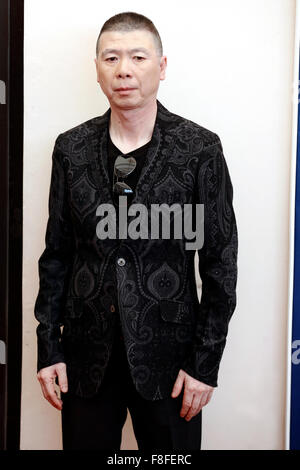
[94,29,167,109]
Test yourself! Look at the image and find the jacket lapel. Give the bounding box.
[87,99,178,207]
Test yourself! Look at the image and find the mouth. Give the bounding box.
[115,87,136,92]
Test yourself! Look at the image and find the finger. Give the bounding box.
[38,377,49,401]
[195,403,203,417]
[41,376,63,410]
[38,376,56,406]
[57,365,68,393]
[199,391,210,409]
[180,387,193,418]
[171,371,184,398]
[185,393,201,421]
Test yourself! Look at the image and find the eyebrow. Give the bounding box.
[101,47,150,58]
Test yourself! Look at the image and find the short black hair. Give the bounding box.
[96,11,163,57]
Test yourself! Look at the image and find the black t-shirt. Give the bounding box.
[107,128,151,208]
[107,128,151,338]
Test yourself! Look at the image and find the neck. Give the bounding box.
[108,99,157,154]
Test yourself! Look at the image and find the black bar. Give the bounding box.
[0,0,10,452]
[0,0,24,450]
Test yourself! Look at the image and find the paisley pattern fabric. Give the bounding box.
[34,99,238,400]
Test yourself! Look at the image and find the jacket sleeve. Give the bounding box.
[34,134,74,372]
[182,136,238,387]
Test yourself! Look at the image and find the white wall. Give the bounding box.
[22,0,296,450]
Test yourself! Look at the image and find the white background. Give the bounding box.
[22,0,295,449]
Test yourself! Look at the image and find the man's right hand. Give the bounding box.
[37,362,68,410]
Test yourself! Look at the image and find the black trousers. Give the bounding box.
[61,326,202,451]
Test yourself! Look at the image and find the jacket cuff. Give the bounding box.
[181,343,227,388]
[37,336,66,373]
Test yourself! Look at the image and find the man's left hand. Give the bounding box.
[171,369,214,421]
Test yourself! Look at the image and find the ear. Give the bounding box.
[159,56,167,81]
[94,57,100,83]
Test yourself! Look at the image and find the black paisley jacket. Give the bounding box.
[34,99,238,400]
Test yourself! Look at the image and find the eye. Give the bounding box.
[106,57,117,62]
[134,56,145,61]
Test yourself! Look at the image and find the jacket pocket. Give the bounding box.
[159,299,195,325]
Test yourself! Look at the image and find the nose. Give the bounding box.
[115,57,132,78]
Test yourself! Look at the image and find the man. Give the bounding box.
[34,11,238,450]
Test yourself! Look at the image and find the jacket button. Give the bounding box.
[117,257,126,266]
[110,304,115,313]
